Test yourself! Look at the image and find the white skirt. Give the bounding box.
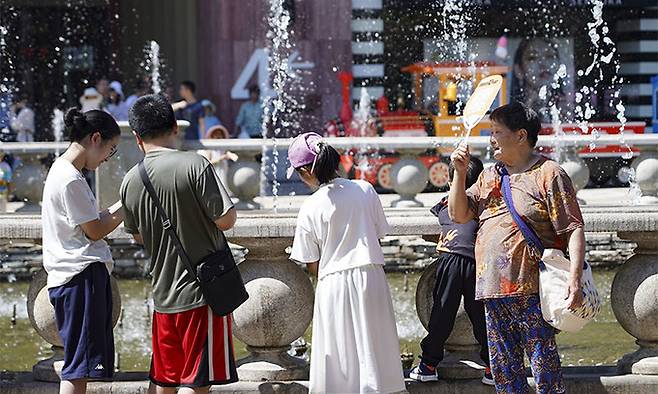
[310,264,407,394]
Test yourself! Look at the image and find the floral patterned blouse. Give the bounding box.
[466,156,584,300]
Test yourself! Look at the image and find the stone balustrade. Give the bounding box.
[186,133,658,207]
[2,205,658,382]
[3,132,658,209]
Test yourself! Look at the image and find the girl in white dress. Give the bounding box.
[287,132,406,394]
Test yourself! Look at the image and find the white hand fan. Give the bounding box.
[461,75,503,144]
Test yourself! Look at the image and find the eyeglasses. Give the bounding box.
[105,145,118,161]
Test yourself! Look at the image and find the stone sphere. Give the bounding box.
[560,158,590,192]
[633,154,658,194]
[228,162,261,201]
[232,259,314,348]
[390,157,429,196]
[27,268,122,347]
[416,260,477,348]
[12,155,47,203]
[611,255,658,342]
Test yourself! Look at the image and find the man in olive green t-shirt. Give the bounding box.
[121,94,238,391]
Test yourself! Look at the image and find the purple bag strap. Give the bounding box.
[499,165,545,255]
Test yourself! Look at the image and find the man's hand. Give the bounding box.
[450,142,471,176]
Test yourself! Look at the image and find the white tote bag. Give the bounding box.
[539,249,602,332]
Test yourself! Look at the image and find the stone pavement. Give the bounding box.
[3,367,658,393]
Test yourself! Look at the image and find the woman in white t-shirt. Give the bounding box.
[287,132,406,394]
[42,108,123,394]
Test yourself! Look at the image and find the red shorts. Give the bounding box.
[149,305,238,388]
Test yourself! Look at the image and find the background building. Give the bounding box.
[0,0,655,139]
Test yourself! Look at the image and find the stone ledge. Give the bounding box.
[3,206,658,240]
[3,368,658,394]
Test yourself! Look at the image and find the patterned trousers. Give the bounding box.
[484,294,565,393]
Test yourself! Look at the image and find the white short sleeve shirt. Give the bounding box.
[42,159,113,288]
[290,178,389,279]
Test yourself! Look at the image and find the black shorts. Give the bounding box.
[49,263,114,380]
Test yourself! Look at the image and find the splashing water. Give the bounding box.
[625,167,642,205]
[353,88,373,180]
[261,0,298,212]
[440,0,474,68]
[550,104,565,161]
[576,1,627,134]
[354,88,371,133]
[0,21,16,129]
[51,109,64,156]
[148,40,161,95]
[438,0,476,124]
[589,129,601,151]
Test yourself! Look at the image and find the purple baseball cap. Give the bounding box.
[286,132,324,179]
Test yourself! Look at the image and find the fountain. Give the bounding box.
[51,109,64,156]
[2,1,658,393]
[147,40,161,95]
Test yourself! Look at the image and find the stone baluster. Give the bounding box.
[230,237,314,381]
[227,160,261,210]
[390,154,429,208]
[12,153,47,212]
[415,259,486,379]
[27,269,122,382]
[612,230,658,374]
[630,146,658,204]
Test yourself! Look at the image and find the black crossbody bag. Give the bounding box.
[138,161,249,316]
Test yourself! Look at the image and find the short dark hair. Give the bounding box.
[128,94,176,140]
[490,102,541,147]
[65,108,120,143]
[448,155,484,189]
[180,80,196,94]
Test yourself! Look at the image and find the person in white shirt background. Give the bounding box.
[79,87,104,113]
[287,132,406,394]
[9,94,35,142]
[106,80,129,121]
[41,107,123,394]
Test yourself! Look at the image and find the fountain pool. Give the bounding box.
[0,269,634,372]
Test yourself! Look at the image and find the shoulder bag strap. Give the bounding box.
[138,161,200,283]
[499,165,545,255]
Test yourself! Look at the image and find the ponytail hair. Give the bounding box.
[64,107,121,142]
[311,142,340,184]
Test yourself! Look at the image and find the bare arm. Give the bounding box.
[448,143,475,223]
[199,117,206,138]
[132,233,144,245]
[214,207,237,231]
[565,226,585,309]
[171,100,187,111]
[80,200,124,241]
[307,262,319,277]
[219,151,239,162]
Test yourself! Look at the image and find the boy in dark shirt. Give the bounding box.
[410,156,493,385]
